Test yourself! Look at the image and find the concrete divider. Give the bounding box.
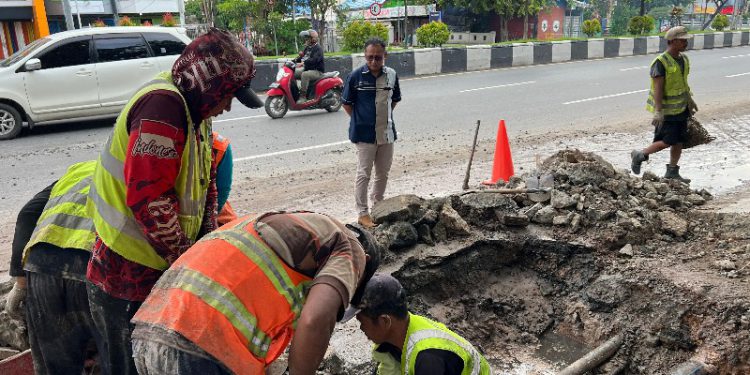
[618,38,634,56]
[533,42,552,64]
[743,31,750,45]
[691,34,704,50]
[571,40,588,60]
[634,37,648,54]
[441,47,468,73]
[704,33,715,49]
[551,40,571,62]
[388,50,416,78]
[466,45,491,71]
[731,32,742,47]
[588,39,604,59]
[646,36,660,53]
[512,43,533,66]
[351,53,366,72]
[604,39,619,58]
[250,61,280,91]
[326,55,353,82]
[491,45,513,68]
[414,48,442,75]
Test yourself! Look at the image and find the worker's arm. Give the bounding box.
[288,283,341,374]
[124,92,193,265]
[343,104,353,117]
[304,45,323,71]
[652,76,665,112]
[342,72,356,118]
[9,182,54,277]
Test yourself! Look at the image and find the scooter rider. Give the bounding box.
[295,29,325,103]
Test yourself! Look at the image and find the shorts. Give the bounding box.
[653,119,688,146]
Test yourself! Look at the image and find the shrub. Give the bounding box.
[117,16,136,27]
[341,20,389,52]
[712,14,729,31]
[92,19,107,27]
[582,19,602,37]
[628,15,655,35]
[415,21,450,47]
[162,12,177,27]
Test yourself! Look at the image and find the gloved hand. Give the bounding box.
[652,110,665,128]
[688,97,699,115]
[5,279,27,321]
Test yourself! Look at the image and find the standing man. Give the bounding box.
[347,274,491,374]
[130,212,382,374]
[5,161,106,374]
[342,38,401,228]
[86,28,262,374]
[295,29,325,103]
[631,26,697,183]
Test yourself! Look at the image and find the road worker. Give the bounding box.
[130,211,381,374]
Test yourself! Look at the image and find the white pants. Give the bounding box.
[355,142,394,216]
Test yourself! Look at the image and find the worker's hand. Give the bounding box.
[688,97,699,115]
[296,63,303,69]
[652,110,665,128]
[5,278,27,321]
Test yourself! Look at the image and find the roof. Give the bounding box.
[46,26,188,41]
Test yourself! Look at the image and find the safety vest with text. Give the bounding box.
[87,71,212,271]
[23,161,97,262]
[131,215,313,374]
[394,313,491,375]
[646,52,690,116]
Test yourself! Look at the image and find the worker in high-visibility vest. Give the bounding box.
[130,211,382,374]
[631,26,697,183]
[85,28,263,375]
[346,274,492,375]
[5,161,107,374]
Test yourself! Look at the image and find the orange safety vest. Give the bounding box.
[132,216,313,374]
[217,200,239,226]
[212,132,231,170]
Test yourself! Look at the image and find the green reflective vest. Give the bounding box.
[23,161,97,262]
[374,313,492,375]
[87,72,212,271]
[646,52,690,116]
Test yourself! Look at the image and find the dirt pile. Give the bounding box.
[330,149,749,374]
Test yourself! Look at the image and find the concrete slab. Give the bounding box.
[646,36,660,54]
[466,45,491,71]
[587,39,604,59]
[551,40,571,62]
[413,48,442,75]
[618,38,634,56]
[512,43,533,66]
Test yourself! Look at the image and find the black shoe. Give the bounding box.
[664,164,691,183]
[630,150,648,174]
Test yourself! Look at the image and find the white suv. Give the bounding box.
[0,26,192,140]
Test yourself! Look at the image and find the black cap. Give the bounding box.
[235,83,264,109]
[341,273,405,323]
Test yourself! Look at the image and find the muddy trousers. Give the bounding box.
[86,282,142,375]
[26,272,104,375]
[132,339,230,375]
[355,142,394,216]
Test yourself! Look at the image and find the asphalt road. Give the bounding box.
[2,45,749,216]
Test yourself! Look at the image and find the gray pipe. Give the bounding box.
[557,334,624,375]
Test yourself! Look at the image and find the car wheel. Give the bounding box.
[265,96,288,119]
[0,103,23,140]
[325,89,342,113]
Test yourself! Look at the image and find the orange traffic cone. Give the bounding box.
[482,120,515,186]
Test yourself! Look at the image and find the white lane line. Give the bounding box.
[563,89,649,105]
[725,72,750,78]
[459,81,536,93]
[619,66,648,71]
[214,114,267,123]
[234,140,349,162]
[722,53,750,59]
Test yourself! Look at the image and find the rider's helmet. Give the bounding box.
[299,30,311,41]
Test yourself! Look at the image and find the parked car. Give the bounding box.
[0,26,192,140]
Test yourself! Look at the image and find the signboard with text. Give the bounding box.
[429,10,442,22]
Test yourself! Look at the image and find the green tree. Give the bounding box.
[711,13,729,30]
[416,21,450,47]
[609,3,637,35]
[341,20,389,51]
[427,0,514,40]
[185,0,205,23]
[582,18,602,36]
[515,0,550,39]
[216,0,252,32]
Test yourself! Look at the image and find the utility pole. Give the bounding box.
[404,0,409,46]
[178,0,186,25]
[61,0,75,30]
[74,0,82,28]
[293,0,299,52]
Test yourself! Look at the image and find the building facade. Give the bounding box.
[1,0,49,58]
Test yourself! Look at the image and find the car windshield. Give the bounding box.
[0,37,52,67]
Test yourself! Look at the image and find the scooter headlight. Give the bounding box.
[276,66,285,82]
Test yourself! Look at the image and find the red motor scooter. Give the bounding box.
[264,60,344,119]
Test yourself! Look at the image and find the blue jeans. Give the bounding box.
[132,338,230,375]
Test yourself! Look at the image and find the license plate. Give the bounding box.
[269,83,279,88]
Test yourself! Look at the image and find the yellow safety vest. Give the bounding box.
[373,313,492,375]
[23,161,97,262]
[87,71,212,271]
[646,52,690,116]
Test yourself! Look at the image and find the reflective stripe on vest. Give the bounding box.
[23,161,97,261]
[646,52,690,116]
[131,216,313,374]
[403,314,491,375]
[212,131,230,169]
[87,72,212,270]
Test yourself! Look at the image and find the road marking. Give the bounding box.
[563,89,649,105]
[213,114,267,123]
[619,66,648,71]
[234,140,350,162]
[725,72,750,78]
[722,53,750,59]
[459,81,536,93]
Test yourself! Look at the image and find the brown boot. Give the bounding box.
[358,214,378,228]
